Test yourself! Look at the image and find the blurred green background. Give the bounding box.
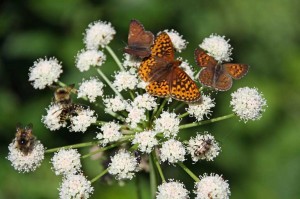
[1,0,300,198]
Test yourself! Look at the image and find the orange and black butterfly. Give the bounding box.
[124,19,154,59]
[194,47,249,91]
[139,32,201,103]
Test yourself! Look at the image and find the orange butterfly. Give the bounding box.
[139,32,201,103]
[194,47,249,91]
[124,19,154,59]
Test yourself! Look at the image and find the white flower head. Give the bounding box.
[156,180,190,199]
[77,77,104,102]
[75,49,106,72]
[186,95,215,121]
[195,173,230,199]
[51,149,81,176]
[199,34,232,62]
[132,130,158,154]
[179,59,196,81]
[112,71,139,92]
[7,140,45,173]
[59,173,94,199]
[230,87,267,122]
[126,106,146,128]
[42,103,66,131]
[29,57,62,89]
[160,139,186,164]
[69,108,97,132]
[84,20,116,49]
[108,149,139,180]
[123,53,142,68]
[137,80,148,89]
[103,95,128,113]
[96,121,122,146]
[154,111,180,138]
[132,93,157,111]
[187,133,220,162]
[163,29,188,53]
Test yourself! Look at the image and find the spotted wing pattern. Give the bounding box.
[139,33,201,102]
[194,47,249,91]
[124,19,154,59]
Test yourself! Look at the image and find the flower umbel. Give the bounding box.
[230,87,267,122]
[156,180,190,199]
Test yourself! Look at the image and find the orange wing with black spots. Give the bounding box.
[139,33,201,103]
[194,47,249,91]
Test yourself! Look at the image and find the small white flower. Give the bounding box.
[123,53,142,68]
[156,180,190,199]
[179,59,196,81]
[103,95,128,113]
[7,140,45,173]
[77,77,104,102]
[186,95,215,121]
[51,149,81,176]
[42,103,66,131]
[96,122,122,146]
[187,133,220,162]
[195,173,230,199]
[154,111,180,138]
[84,20,116,49]
[29,57,63,89]
[132,130,158,153]
[59,173,94,199]
[69,108,97,132]
[108,149,139,180]
[126,106,146,128]
[137,80,148,89]
[230,87,267,122]
[199,34,232,62]
[75,49,106,72]
[163,29,188,52]
[160,139,186,164]
[113,71,139,92]
[132,93,157,111]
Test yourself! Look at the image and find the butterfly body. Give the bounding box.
[195,47,249,91]
[124,19,154,59]
[139,33,201,102]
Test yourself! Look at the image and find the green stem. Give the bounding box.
[177,162,200,182]
[45,141,99,153]
[152,151,166,183]
[96,68,123,99]
[179,113,235,130]
[152,99,168,121]
[90,168,108,183]
[179,112,189,119]
[149,153,157,199]
[105,46,124,71]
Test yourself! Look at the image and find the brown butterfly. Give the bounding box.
[139,32,201,103]
[124,19,154,59]
[194,47,249,91]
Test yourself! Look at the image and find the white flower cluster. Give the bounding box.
[77,77,104,102]
[96,121,123,146]
[51,149,82,175]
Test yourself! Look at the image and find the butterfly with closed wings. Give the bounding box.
[124,19,154,59]
[194,47,249,91]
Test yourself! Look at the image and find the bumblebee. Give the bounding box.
[15,123,36,155]
[52,84,83,123]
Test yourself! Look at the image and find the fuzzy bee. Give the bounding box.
[51,84,83,123]
[15,123,36,155]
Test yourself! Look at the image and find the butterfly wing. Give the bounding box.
[139,32,174,82]
[194,47,218,68]
[223,63,249,79]
[124,19,154,58]
[169,65,201,102]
